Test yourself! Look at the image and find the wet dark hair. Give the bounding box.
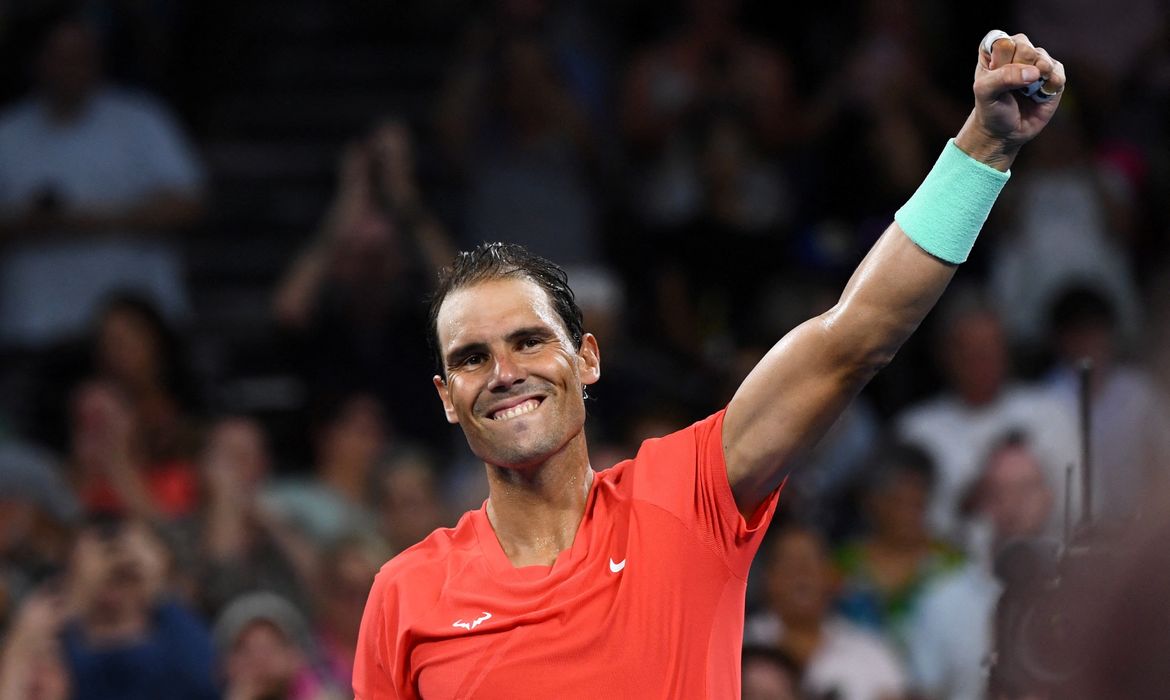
[427,242,583,376]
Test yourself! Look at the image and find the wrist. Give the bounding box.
[894,138,1011,264]
[954,114,1020,172]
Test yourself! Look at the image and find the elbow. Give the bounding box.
[819,308,901,384]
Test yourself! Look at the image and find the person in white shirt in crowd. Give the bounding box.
[895,288,1077,543]
[1044,284,1170,522]
[0,13,204,349]
[904,432,1055,700]
[745,524,907,700]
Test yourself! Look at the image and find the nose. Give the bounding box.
[488,350,527,392]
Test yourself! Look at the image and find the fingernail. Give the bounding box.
[1022,66,1040,82]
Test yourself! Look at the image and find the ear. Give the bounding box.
[433,375,459,424]
[577,333,601,386]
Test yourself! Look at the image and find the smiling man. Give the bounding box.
[354,30,1066,699]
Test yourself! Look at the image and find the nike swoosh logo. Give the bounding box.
[609,558,626,573]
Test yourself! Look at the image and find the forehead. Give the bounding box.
[436,277,566,353]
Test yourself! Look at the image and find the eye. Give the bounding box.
[522,337,541,349]
[453,353,486,370]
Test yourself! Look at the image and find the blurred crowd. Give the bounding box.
[2,1,1170,699]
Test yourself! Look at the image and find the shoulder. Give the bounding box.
[371,512,478,603]
[896,396,959,432]
[632,410,725,461]
[918,563,994,615]
[151,600,215,647]
[1002,383,1067,411]
[0,99,40,138]
[96,88,183,127]
[821,618,902,665]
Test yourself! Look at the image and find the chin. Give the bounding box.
[472,429,572,470]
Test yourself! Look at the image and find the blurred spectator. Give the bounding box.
[1043,284,1170,522]
[895,291,1077,542]
[198,417,314,617]
[377,449,450,555]
[741,644,801,700]
[618,1,797,351]
[214,591,342,700]
[274,120,453,450]
[262,393,386,546]
[1014,0,1165,108]
[0,13,204,349]
[746,525,907,700]
[904,433,1054,700]
[67,378,198,520]
[60,515,218,700]
[833,443,963,652]
[0,442,78,627]
[801,0,966,250]
[436,30,601,266]
[0,587,71,700]
[620,0,795,174]
[989,104,1143,350]
[307,535,382,696]
[93,293,198,444]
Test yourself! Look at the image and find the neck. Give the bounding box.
[484,434,594,568]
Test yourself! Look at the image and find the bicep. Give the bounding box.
[723,313,868,512]
[723,224,956,514]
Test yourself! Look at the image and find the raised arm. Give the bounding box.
[724,31,1066,516]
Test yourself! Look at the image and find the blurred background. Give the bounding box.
[0,1,1168,699]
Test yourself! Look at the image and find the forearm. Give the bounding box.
[726,132,1010,510]
[273,244,329,328]
[0,190,202,243]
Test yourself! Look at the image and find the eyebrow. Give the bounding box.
[445,325,556,367]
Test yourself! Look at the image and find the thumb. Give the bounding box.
[975,63,1041,102]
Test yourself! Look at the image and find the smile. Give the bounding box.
[490,398,542,421]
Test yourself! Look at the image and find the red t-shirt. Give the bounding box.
[353,410,781,699]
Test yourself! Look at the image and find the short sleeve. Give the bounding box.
[354,571,403,699]
[629,409,781,577]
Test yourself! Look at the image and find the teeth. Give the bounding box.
[493,399,540,420]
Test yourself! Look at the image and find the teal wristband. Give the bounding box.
[894,139,1010,264]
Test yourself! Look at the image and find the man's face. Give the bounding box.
[766,530,834,627]
[433,277,599,470]
[942,312,1008,406]
[38,22,102,109]
[225,621,302,697]
[983,446,1053,540]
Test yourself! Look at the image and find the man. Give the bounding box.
[355,31,1066,698]
[0,14,203,348]
[61,515,218,700]
[215,591,344,700]
[895,292,1077,542]
[904,433,1055,700]
[745,526,907,700]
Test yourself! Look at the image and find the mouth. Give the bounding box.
[488,396,544,421]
